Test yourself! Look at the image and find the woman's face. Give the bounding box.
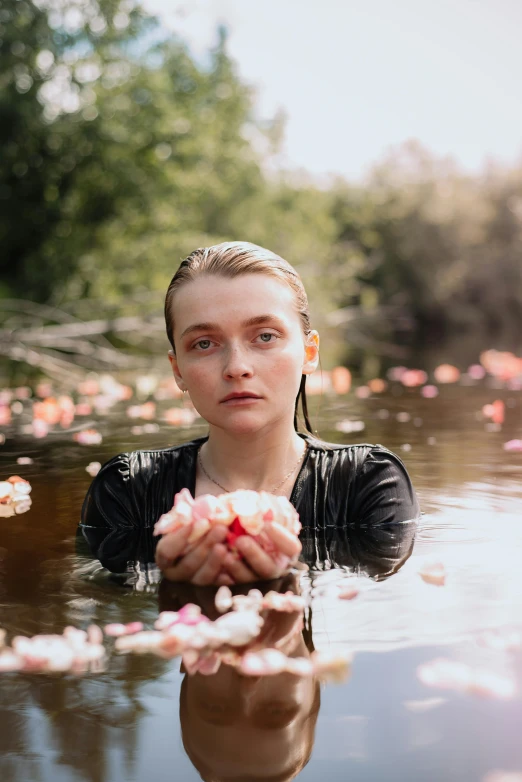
[181,644,318,780]
[168,273,319,435]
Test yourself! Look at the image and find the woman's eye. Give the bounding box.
[194,339,213,350]
[257,333,277,344]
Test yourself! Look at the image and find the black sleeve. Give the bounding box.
[79,453,142,573]
[300,445,419,578]
[350,446,420,526]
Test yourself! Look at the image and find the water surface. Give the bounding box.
[1,385,521,781]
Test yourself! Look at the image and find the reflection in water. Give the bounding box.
[300,520,417,580]
[1,522,414,782]
[155,517,416,782]
[1,385,521,780]
[180,641,320,782]
[161,576,320,782]
[1,651,170,782]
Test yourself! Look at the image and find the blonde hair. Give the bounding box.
[164,241,314,433]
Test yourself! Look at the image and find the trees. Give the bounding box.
[327,144,522,364]
[1,5,521,369]
[1,0,158,299]
[1,2,274,304]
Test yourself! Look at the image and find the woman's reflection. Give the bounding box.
[160,574,319,782]
[159,520,417,782]
[180,634,319,781]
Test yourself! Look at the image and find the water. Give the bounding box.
[1,385,521,781]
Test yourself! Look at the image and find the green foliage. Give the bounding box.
[1,0,158,299]
[328,143,522,358]
[1,5,521,367]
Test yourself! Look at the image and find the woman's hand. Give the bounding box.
[222,521,302,584]
[156,521,301,585]
[155,525,234,586]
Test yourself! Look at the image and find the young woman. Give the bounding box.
[80,241,420,584]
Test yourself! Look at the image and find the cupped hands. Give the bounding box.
[155,521,301,586]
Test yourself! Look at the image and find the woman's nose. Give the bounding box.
[223,346,253,379]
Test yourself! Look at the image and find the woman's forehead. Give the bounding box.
[173,274,298,329]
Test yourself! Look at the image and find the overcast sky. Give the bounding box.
[143,0,522,180]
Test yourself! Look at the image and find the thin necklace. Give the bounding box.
[198,443,307,494]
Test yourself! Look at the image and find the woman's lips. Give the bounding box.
[221,396,262,406]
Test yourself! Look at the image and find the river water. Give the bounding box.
[0,383,521,781]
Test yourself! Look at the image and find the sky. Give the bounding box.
[142,0,522,180]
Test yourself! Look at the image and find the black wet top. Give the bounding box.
[80,433,420,572]
[80,433,420,576]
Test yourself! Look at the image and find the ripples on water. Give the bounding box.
[0,386,521,781]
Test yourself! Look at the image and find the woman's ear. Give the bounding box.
[302,331,320,375]
[168,349,187,392]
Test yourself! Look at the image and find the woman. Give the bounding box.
[80,241,420,583]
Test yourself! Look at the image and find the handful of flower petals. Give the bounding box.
[0,476,32,518]
[153,488,301,560]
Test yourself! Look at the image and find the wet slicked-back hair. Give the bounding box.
[164,241,314,433]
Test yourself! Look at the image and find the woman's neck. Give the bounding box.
[197,424,308,496]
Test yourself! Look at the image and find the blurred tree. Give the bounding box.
[327,143,522,363]
[66,23,272,306]
[0,0,159,300]
[2,5,522,369]
[0,3,278,306]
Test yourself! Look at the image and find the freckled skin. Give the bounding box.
[168,273,318,438]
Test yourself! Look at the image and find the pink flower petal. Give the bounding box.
[483,771,522,782]
[417,658,517,699]
[338,586,359,600]
[0,650,23,672]
[419,562,446,586]
[104,623,127,637]
[504,440,522,452]
[262,591,305,612]
[215,585,233,613]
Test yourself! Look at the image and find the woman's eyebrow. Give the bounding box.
[180,315,283,340]
[252,701,301,729]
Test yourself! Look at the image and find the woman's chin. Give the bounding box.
[221,417,266,436]
[212,409,268,433]
[205,406,291,437]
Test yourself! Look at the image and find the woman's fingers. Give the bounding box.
[223,551,259,584]
[155,525,191,568]
[157,525,228,580]
[264,522,302,558]
[215,572,235,586]
[161,543,223,582]
[222,530,300,583]
[175,525,228,577]
[233,537,281,581]
[191,544,229,586]
[155,522,300,585]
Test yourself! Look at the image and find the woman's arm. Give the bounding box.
[350,446,420,526]
[80,453,142,572]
